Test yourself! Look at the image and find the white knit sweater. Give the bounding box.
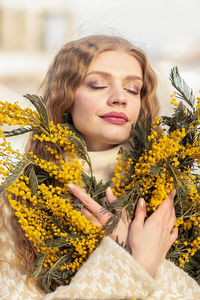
[0,145,199,300]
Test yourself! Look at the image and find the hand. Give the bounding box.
[128,190,178,277]
[67,183,130,247]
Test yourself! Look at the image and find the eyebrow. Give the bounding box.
[85,71,143,82]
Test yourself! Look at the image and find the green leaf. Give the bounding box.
[43,253,70,290]
[40,268,52,292]
[68,134,88,162]
[31,253,46,277]
[170,66,195,109]
[43,237,69,248]
[3,127,33,137]
[133,115,152,151]
[161,116,173,127]
[1,160,32,188]
[103,212,122,235]
[167,164,187,193]
[175,101,186,119]
[51,254,70,269]
[150,164,162,176]
[28,166,38,195]
[73,202,83,212]
[62,113,84,140]
[23,94,49,129]
[81,172,108,203]
[61,116,89,163]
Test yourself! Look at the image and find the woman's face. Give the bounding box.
[70,50,143,151]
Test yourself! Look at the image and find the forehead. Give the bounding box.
[87,50,143,78]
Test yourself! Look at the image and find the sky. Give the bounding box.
[67,0,200,58]
[1,0,199,58]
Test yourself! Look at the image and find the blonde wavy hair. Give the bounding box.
[0,35,159,292]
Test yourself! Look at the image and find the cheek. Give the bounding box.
[130,100,141,122]
[71,96,100,126]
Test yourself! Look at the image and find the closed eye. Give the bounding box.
[124,88,140,95]
[90,85,107,90]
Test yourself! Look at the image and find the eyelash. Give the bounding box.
[90,86,107,90]
[124,88,139,95]
[90,85,139,95]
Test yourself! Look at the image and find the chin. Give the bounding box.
[109,128,130,142]
[105,136,129,146]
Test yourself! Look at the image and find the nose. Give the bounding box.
[107,86,127,107]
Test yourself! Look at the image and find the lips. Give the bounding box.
[100,112,128,125]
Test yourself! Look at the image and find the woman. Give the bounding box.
[0,35,199,300]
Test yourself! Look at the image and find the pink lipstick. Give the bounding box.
[100,112,128,125]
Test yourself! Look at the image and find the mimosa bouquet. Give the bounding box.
[0,67,199,291]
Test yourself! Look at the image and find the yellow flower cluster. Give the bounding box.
[0,100,40,127]
[111,111,200,269]
[112,156,133,197]
[32,121,78,154]
[6,183,51,251]
[0,99,105,284]
[28,152,83,194]
[113,128,186,208]
[183,140,200,164]
[170,91,179,108]
[6,175,104,273]
[0,129,25,182]
[196,93,200,110]
[178,237,200,268]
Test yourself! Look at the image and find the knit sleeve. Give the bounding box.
[1,235,199,300]
[44,237,200,300]
[44,236,157,300]
[0,267,44,300]
[0,230,44,300]
[148,259,200,300]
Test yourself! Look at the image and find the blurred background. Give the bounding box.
[0,0,199,150]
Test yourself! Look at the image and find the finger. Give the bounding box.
[169,207,176,227]
[167,189,176,207]
[170,189,176,199]
[82,207,101,226]
[169,226,178,246]
[106,186,123,215]
[67,183,102,213]
[166,189,176,204]
[156,189,176,215]
[82,207,93,219]
[106,187,130,224]
[67,183,110,223]
[106,187,117,204]
[133,198,146,227]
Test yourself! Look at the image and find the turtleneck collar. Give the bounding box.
[84,142,130,184]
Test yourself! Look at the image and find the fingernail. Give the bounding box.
[169,189,176,199]
[139,198,145,207]
[172,189,176,196]
[67,183,75,190]
[107,187,113,195]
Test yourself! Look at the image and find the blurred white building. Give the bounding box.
[0,0,74,51]
[0,0,75,95]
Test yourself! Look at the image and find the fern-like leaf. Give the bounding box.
[170,67,195,109]
[3,127,33,137]
[30,253,46,277]
[23,94,49,129]
[28,165,38,195]
[1,160,33,188]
